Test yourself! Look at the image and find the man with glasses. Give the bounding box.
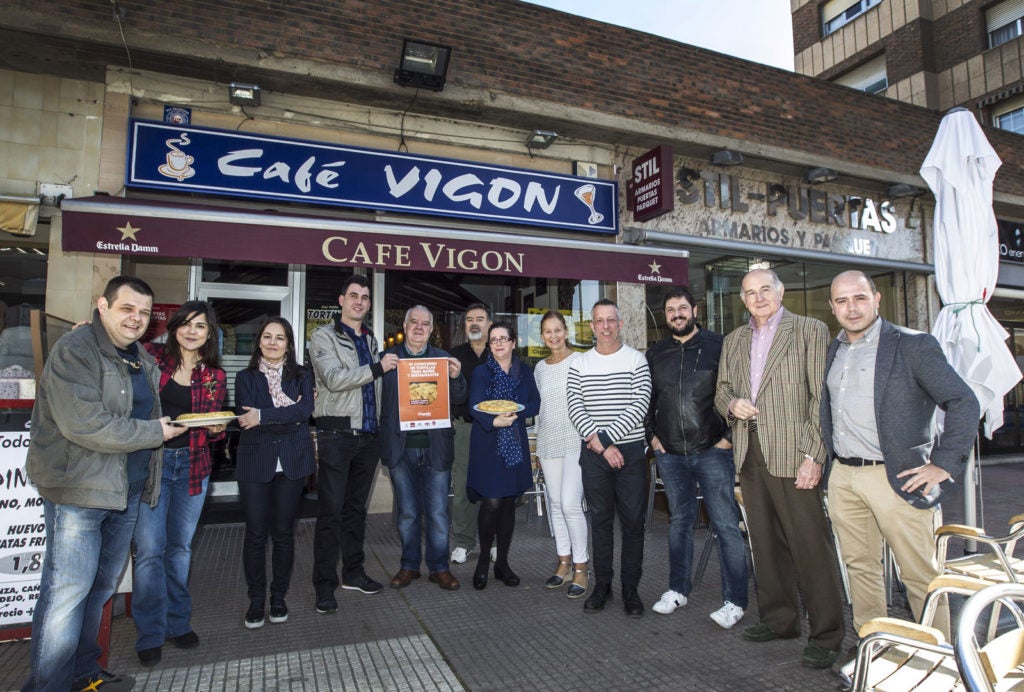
[379,306,466,590]
[716,268,845,669]
[567,299,652,617]
[448,303,492,564]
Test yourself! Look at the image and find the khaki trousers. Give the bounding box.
[827,462,946,635]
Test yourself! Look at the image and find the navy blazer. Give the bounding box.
[378,344,468,470]
[821,318,979,508]
[234,366,316,483]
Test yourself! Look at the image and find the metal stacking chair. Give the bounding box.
[845,574,994,691]
[937,513,1024,585]
[954,581,1024,691]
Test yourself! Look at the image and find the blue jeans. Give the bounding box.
[132,448,208,650]
[579,440,647,589]
[24,479,146,692]
[390,448,452,574]
[657,446,748,608]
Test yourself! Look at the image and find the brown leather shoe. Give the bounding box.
[429,571,460,590]
[390,569,421,588]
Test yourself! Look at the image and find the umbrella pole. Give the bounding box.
[963,438,981,552]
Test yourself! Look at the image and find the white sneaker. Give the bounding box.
[490,546,497,562]
[652,590,687,614]
[709,601,745,629]
[450,547,469,564]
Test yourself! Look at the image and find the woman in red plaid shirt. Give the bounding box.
[132,301,227,667]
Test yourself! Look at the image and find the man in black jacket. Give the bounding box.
[646,287,748,628]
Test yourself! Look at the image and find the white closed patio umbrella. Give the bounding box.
[920,107,1022,528]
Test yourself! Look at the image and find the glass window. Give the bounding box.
[987,0,1024,48]
[997,106,1024,134]
[645,250,902,343]
[201,259,288,286]
[380,271,606,366]
[833,54,888,95]
[822,0,882,37]
[0,248,47,384]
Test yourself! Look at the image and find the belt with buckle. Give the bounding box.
[836,456,883,467]
[341,429,375,438]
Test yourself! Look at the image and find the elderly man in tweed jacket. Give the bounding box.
[715,268,845,670]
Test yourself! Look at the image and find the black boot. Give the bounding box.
[583,583,612,613]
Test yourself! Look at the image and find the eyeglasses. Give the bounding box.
[488,336,513,345]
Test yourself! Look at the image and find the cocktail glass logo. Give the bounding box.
[574,183,604,225]
[158,133,196,181]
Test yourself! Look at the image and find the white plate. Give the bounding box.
[172,414,238,428]
[472,403,525,415]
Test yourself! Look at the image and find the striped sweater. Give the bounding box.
[566,344,652,448]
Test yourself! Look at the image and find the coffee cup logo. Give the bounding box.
[158,134,196,181]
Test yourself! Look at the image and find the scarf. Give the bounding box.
[486,353,523,468]
[259,358,296,408]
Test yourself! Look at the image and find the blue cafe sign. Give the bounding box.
[126,120,618,234]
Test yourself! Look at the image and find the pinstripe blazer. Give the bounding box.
[715,309,829,477]
[234,366,316,483]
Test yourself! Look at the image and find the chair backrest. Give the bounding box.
[954,582,1024,691]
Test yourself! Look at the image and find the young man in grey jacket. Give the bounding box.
[309,274,398,613]
[24,276,183,692]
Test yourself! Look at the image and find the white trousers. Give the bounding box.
[539,449,589,563]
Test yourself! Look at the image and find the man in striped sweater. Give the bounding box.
[567,298,652,617]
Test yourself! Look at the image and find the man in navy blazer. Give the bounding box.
[379,305,467,590]
[821,271,979,649]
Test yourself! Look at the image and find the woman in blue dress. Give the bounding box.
[467,321,540,590]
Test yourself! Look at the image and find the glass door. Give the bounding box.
[193,260,302,496]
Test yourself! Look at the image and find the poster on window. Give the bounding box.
[0,411,41,629]
[397,358,451,431]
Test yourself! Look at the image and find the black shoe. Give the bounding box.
[170,630,199,648]
[623,588,644,618]
[494,564,520,587]
[269,596,288,624]
[472,569,488,590]
[245,600,265,629]
[137,646,162,667]
[583,583,612,613]
[315,594,338,614]
[72,670,135,692]
[341,573,383,595]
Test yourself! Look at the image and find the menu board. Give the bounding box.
[396,358,451,431]
[0,411,40,629]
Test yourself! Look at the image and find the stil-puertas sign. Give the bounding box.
[126,119,617,235]
[628,145,674,222]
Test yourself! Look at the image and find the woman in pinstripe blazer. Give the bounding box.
[235,317,315,630]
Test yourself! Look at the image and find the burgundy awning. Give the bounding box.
[60,196,686,285]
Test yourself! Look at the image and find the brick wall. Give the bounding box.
[4,0,1024,197]
[792,1,821,55]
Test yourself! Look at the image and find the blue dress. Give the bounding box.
[466,355,541,500]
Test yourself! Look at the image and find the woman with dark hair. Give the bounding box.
[467,321,540,590]
[235,317,315,629]
[133,301,227,666]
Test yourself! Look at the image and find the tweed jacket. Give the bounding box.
[821,318,979,509]
[715,309,829,476]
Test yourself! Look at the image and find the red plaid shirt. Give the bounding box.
[145,343,228,495]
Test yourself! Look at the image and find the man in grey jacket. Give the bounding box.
[822,270,979,666]
[309,274,398,613]
[24,276,183,692]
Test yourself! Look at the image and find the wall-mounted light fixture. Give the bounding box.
[805,167,839,184]
[678,167,700,190]
[710,149,744,166]
[767,183,788,204]
[526,130,558,149]
[885,183,923,198]
[228,83,261,107]
[394,39,452,92]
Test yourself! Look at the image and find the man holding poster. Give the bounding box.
[379,306,467,590]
